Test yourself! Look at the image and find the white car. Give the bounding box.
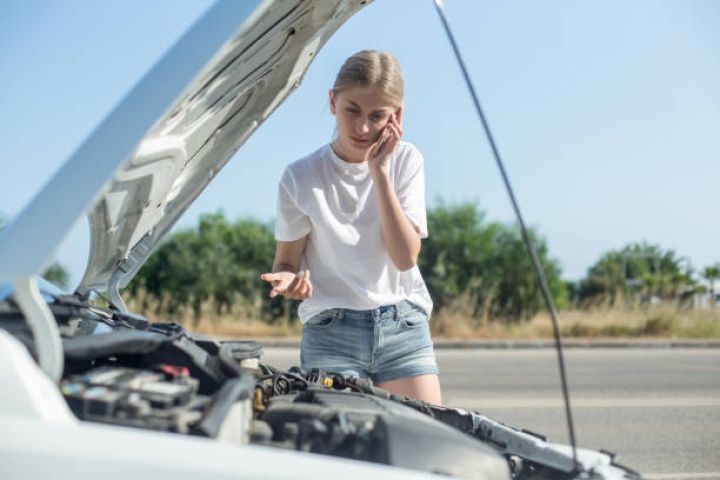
[0,1,639,479]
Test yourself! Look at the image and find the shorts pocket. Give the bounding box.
[305,309,339,328]
[397,301,428,328]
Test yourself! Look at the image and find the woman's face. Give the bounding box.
[329,86,401,163]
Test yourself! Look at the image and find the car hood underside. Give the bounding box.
[78,0,367,295]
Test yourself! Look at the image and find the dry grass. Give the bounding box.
[184,316,303,338]
[432,304,720,339]
[126,295,720,339]
[125,295,303,338]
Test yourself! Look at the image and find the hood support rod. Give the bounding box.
[432,0,579,470]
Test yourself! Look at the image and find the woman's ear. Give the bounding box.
[394,106,403,125]
[329,89,336,115]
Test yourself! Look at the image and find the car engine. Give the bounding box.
[0,292,640,480]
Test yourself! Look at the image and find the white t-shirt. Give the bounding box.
[275,141,433,322]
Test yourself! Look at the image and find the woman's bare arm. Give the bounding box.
[373,174,421,271]
[367,113,421,272]
[260,237,313,299]
[271,237,307,273]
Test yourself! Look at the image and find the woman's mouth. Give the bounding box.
[350,136,369,145]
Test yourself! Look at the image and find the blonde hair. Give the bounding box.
[332,50,404,107]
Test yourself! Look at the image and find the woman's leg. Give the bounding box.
[373,301,442,404]
[375,374,442,405]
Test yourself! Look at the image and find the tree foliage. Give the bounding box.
[703,263,720,308]
[419,202,565,322]
[127,205,565,324]
[126,207,718,325]
[578,242,695,305]
[128,212,288,324]
[42,263,70,290]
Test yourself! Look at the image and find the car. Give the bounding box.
[0,1,640,479]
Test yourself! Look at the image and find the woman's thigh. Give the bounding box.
[375,374,442,405]
[373,301,441,395]
[300,308,373,378]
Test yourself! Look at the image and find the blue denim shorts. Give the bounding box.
[300,300,439,384]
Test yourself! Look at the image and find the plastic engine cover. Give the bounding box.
[261,388,511,480]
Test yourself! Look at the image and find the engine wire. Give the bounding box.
[431,0,579,470]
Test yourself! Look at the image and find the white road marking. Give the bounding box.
[444,397,720,409]
[644,472,720,480]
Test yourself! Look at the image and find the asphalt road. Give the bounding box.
[261,347,720,480]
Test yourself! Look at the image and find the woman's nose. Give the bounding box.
[357,118,370,134]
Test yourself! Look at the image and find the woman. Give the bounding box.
[260,50,441,405]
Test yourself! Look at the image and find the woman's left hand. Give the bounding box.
[367,113,403,178]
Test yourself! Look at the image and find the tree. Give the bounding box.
[578,242,690,305]
[419,202,500,319]
[419,202,565,322]
[490,224,566,321]
[128,212,283,324]
[703,264,720,309]
[42,263,70,290]
[130,204,566,324]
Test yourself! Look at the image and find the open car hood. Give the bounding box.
[77,0,368,295]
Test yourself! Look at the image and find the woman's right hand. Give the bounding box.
[260,270,313,300]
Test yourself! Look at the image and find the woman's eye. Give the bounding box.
[346,108,359,115]
[370,114,385,122]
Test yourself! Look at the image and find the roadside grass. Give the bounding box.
[432,305,720,339]
[128,296,720,339]
[125,299,301,338]
[185,316,303,338]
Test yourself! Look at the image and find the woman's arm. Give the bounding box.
[367,113,421,272]
[271,237,307,274]
[373,174,421,271]
[260,237,313,299]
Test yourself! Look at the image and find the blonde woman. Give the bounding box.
[261,50,441,405]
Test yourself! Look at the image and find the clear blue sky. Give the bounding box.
[1,0,718,287]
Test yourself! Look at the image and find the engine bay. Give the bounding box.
[0,292,639,480]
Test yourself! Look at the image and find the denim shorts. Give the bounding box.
[300,300,439,384]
